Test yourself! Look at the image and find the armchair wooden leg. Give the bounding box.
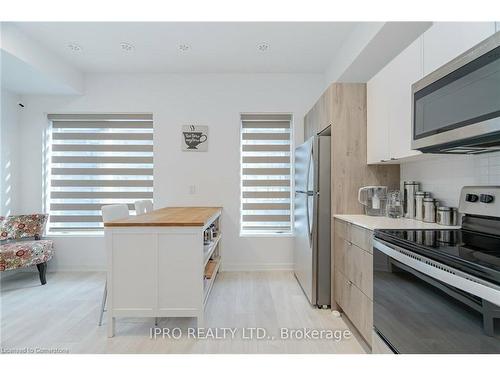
[36,262,47,285]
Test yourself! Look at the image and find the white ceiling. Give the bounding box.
[12,22,360,74]
[1,50,79,94]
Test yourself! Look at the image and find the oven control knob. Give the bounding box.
[465,193,479,202]
[480,194,495,203]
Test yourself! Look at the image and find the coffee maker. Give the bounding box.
[358,186,388,216]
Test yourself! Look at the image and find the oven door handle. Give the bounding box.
[373,238,500,306]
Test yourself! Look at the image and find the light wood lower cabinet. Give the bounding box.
[350,224,373,255]
[334,270,373,342]
[333,218,373,345]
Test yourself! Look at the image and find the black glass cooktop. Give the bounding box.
[374,228,500,285]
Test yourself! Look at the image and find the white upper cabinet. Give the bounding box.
[367,65,390,163]
[367,37,423,164]
[423,22,496,75]
[367,22,496,165]
[387,37,423,160]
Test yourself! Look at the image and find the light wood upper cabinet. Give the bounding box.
[304,110,314,140]
[423,22,496,75]
[304,89,331,140]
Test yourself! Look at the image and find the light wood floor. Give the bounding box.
[1,271,367,354]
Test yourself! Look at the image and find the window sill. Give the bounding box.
[239,232,294,238]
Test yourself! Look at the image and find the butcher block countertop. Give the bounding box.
[104,206,222,227]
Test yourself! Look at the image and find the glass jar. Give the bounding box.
[387,190,403,218]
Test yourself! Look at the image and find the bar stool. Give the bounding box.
[134,200,153,215]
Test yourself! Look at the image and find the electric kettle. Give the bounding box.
[358,186,388,216]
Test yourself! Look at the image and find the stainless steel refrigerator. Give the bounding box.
[294,133,331,307]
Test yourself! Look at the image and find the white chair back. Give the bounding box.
[102,204,130,223]
[135,200,153,215]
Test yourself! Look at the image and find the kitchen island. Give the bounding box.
[104,206,222,337]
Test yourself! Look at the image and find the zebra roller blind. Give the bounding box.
[47,113,153,233]
[240,113,293,235]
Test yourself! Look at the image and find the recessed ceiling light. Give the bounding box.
[257,42,270,52]
[67,43,82,52]
[179,44,190,52]
[120,42,135,52]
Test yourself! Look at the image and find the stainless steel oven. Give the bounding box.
[373,186,500,354]
[412,32,500,154]
[373,238,500,353]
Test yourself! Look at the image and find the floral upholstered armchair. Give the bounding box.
[0,214,54,285]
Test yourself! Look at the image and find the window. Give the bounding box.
[240,113,293,235]
[46,113,153,234]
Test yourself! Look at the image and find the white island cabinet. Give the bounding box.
[104,206,222,337]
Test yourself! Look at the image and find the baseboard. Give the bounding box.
[0,269,25,281]
[3,264,293,274]
[49,265,106,272]
[221,263,293,272]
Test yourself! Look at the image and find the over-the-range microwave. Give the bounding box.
[412,31,500,154]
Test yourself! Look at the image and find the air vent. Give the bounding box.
[394,246,494,287]
[440,146,498,154]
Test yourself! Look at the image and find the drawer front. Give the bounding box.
[333,230,348,273]
[344,243,373,300]
[334,231,373,299]
[334,218,349,241]
[350,224,373,254]
[335,271,373,344]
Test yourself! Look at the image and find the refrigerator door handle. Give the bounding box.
[305,147,314,247]
[295,190,314,196]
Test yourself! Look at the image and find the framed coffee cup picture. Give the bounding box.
[182,125,209,152]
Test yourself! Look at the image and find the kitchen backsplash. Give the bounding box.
[400,152,500,207]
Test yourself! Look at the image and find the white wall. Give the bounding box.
[1,23,84,94]
[0,89,21,216]
[324,22,431,86]
[18,73,324,271]
[401,152,500,208]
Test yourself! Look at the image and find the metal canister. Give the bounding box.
[403,181,419,219]
[436,206,458,226]
[424,231,436,247]
[423,197,438,223]
[438,230,455,244]
[415,230,424,244]
[415,191,431,221]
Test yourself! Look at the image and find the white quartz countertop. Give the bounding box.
[333,214,460,231]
